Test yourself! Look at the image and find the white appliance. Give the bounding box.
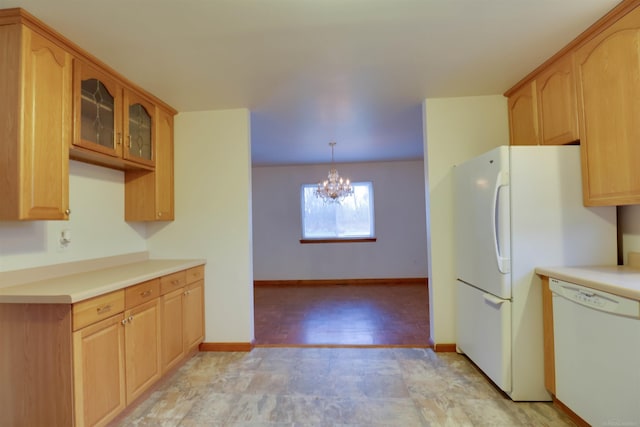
[550,278,640,425]
[454,145,617,401]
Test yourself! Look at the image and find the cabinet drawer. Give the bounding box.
[186,265,204,284]
[160,271,186,295]
[125,278,160,310]
[73,290,125,331]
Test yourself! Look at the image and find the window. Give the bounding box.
[301,182,375,241]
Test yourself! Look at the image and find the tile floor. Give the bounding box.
[112,348,576,426]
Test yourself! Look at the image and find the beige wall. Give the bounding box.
[147,109,254,343]
[252,160,428,280]
[423,95,509,345]
[0,160,147,274]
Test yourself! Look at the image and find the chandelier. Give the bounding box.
[315,142,354,203]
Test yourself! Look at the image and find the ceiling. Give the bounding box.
[1,0,621,165]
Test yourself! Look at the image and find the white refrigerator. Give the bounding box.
[453,145,616,401]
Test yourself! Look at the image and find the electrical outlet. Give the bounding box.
[58,228,71,251]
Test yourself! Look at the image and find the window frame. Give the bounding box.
[299,181,376,243]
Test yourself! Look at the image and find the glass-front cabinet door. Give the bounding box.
[73,60,122,157]
[123,90,155,167]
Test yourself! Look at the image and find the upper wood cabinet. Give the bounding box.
[536,55,579,146]
[507,56,579,147]
[73,60,122,158]
[574,5,640,206]
[124,106,175,221]
[72,59,156,170]
[123,89,155,168]
[0,20,71,220]
[507,81,539,146]
[1,8,176,221]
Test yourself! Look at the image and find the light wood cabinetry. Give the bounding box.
[540,276,555,394]
[0,303,74,427]
[161,265,206,373]
[123,89,155,168]
[184,279,205,352]
[506,0,640,205]
[72,60,123,159]
[536,55,579,146]
[0,8,176,222]
[71,59,156,171]
[124,106,175,221]
[507,81,539,146]
[0,19,71,220]
[507,56,579,147]
[124,297,161,403]
[574,5,640,206]
[0,265,204,427]
[73,312,126,427]
[161,287,186,372]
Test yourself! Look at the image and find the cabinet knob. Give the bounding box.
[65,209,71,215]
[157,212,162,218]
[121,318,128,325]
[128,315,134,323]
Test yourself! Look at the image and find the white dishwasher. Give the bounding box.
[550,278,640,427]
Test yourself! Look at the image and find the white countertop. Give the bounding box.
[0,259,205,304]
[535,265,640,301]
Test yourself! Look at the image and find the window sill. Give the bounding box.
[299,238,377,244]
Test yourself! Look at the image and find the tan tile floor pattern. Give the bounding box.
[112,348,576,427]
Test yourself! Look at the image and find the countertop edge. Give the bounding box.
[535,266,640,301]
[0,259,206,304]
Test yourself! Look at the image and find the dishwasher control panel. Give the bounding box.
[549,278,640,319]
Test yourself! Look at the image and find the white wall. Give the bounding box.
[252,160,427,280]
[423,95,509,346]
[0,160,147,273]
[147,109,254,343]
[619,205,640,264]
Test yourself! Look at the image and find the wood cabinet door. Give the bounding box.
[124,298,161,404]
[123,89,155,168]
[161,287,185,373]
[155,107,175,220]
[73,60,122,158]
[507,81,539,146]
[123,107,174,221]
[73,314,126,427]
[575,6,640,205]
[183,280,205,353]
[536,55,579,146]
[19,26,71,220]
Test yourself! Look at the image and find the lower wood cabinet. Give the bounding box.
[73,313,127,427]
[184,279,205,352]
[161,266,205,373]
[161,287,186,372]
[0,265,205,427]
[124,297,161,404]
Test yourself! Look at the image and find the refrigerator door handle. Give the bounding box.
[492,171,510,274]
[483,293,507,306]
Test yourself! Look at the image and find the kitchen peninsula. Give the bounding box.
[0,255,206,427]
